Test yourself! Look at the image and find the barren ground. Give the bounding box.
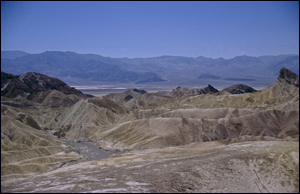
[1,141,299,193]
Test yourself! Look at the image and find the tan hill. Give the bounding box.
[92,108,298,151]
[125,92,171,110]
[156,84,219,97]
[1,105,82,181]
[143,67,299,111]
[0,95,135,180]
[105,88,147,103]
[52,97,135,141]
[44,67,299,152]
[123,84,219,110]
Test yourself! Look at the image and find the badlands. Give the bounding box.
[1,67,299,193]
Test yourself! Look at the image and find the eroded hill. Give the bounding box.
[1,71,91,108]
[1,67,299,192]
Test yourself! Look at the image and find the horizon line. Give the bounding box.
[1,50,299,60]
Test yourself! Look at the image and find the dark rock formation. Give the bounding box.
[1,72,19,88]
[203,84,219,93]
[18,72,86,96]
[221,84,257,94]
[167,84,219,97]
[124,95,134,102]
[133,88,147,94]
[278,67,299,87]
[1,71,90,107]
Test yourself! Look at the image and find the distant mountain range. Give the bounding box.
[1,50,29,59]
[1,51,166,85]
[1,51,298,87]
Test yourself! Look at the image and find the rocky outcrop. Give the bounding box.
[278,67,299,87]
[221,84,257,94]
[156,84,219,98]
[18,72,85,95]
[2,72,86,97]
[1,72,18,89]
[1,72,90,107]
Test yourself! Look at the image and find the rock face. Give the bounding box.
[18,72,85,96]
[1,67,299,192]
[278,67,299,87]
[1,71,90,107]
[221,83,257,94]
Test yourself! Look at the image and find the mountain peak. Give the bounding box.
[1,71,89,107]
[205,84,219,93]
[18,72,67,89]
[132,88,147,94]
[278,67,299,87]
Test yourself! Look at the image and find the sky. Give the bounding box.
[1,1,299,59]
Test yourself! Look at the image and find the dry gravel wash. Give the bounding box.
[1,141,299,193]
[58,140,125,168]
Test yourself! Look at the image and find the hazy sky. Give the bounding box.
[1,1,299,59]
